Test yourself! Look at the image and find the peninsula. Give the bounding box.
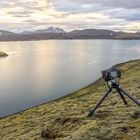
[0,51,8,57]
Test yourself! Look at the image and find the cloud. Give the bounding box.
[109,9,140,21]
[0,0,139,32]
[6,11,34,18]
[49,0,108,14]
[66,0,140,9]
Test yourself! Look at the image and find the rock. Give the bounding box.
[0,51,8,57]
[41,129,56,139]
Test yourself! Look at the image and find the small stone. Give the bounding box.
[41,129,55,139]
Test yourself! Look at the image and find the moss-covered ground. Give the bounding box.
[0,60,140,140]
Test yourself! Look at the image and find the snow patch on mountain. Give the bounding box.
[35,26,66,34]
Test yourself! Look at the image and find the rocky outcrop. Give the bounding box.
[0,52,8,57]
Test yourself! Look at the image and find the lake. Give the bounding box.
[0,40,140,118]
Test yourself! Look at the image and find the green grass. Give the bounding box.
[114,33,140,39]
[0,59,140,140]
[0,51,8,57]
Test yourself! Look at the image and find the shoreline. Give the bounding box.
[1,59,139,120]
[0,38,140,43]
[0,51,8,57]
[0,59,140,139]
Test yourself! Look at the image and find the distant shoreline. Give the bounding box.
[0,38,140,42]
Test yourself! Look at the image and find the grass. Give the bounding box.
[0,51,8,57]
[0,59,140,140]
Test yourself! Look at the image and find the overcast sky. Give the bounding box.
[0,0,140,32]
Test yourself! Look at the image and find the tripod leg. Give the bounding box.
[87,88,112,117]
[116,88,128,105]
[119,87,140,106]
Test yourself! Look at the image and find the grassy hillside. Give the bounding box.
[0,60,140,140]
[114,33,140,39]
[0,51,8,57]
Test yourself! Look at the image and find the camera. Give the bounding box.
[102,67,121,82]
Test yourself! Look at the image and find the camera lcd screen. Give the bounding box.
[110,71,118,78]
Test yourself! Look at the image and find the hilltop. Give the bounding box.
[0,59,140,140]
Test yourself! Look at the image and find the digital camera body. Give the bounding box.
[102,67,121,82]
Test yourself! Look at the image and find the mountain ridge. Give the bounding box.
[0,27,139,41]
[21,26,66,34]
[0,30,16,36]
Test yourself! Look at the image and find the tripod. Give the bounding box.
[87,80,140,117]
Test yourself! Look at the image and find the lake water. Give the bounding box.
[0,40,140,118]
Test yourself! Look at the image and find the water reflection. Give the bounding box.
[0,40,140,117]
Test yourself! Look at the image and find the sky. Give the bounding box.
[0,0,140,32]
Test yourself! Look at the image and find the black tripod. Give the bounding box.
[87,80,140,117]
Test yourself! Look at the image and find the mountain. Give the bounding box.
[0,30,15,36]
[21,26,66,34]
[1,59,140,139]
[68,29,140,39]
[114,32,140,39]
[68,29,120,39]
[0,27,140,41]
[136,31,140,35]
[35,26,65,34]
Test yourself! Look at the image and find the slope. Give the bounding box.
[0,60,140,140]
